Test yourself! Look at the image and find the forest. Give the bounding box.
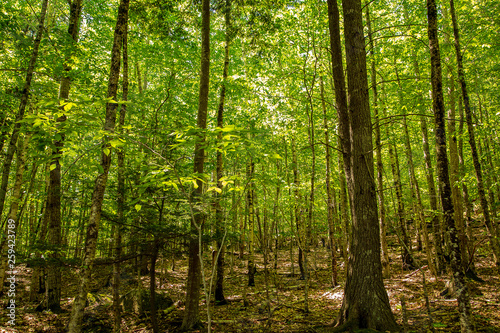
[0,0,499,332]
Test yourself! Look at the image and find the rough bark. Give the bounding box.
[335,0,398,330]
[427,0,473,331]
[181,0,210,329]
[67,1,129,331]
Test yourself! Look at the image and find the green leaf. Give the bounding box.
[103,148,110,156]
[134,204,142,212]
[49,164,56,171]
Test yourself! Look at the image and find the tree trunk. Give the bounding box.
[449,0,500,270]
[44,0,83,312]
[427,0,473,331]
[67,1,129,331]
[215,0,231,305]
[0,0,47,219]
[336,0,398,330]
[247,160,256,287]
[365,6,390,278]
[321,76,338,287]
[181,0,210,329]
[420,115,446,274]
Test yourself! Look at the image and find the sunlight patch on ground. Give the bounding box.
[322,289,344,300]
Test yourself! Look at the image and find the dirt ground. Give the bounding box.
[1,238,499,333]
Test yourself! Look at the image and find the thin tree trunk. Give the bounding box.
[366,6,389,278]
[449,0,500,270]
[0,0,48,219]
[45,0,83,312]
[67,1,129,331]
[321,76,338,287]
[247,161,256,287]
[112,22,128,333]
[215,0,231,305]
[420,115,445,274]
[427,0,473,331]
[0,134,29,293]
[181,0,210,329]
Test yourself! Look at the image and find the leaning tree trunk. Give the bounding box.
[214,0,231,305]
[67,1,129,332]
[449,0,500,269]
[0,0,48,219]
[181,0,210,329]
[427,0,473,331]
[0,135,29,293]
[335,0,399,330]
[327,0,350,264]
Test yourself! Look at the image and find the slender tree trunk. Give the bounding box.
[112,22,128,333]
[214,0,231,305]
[327,0,350,263]
[181,0,210,329]
[44,0,83,312]
[292,138,304,280]
[0,134,29,293]
[0,0,48,219]
[321,77,338,287]
[449,0,500,269]
[427,0,473,331]
[366,7,389,278]
[336,0,398,330]
[420,115,445,274]
[247,161,256,287]
[67,1,129,331]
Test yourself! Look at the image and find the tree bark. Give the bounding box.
[427,0,473,331]
[336,0,398,330]
[215,0,231,305]
[366,6,390,278]
[321,76,338,287]
[67,1,129,331]
[449,0,500,270]
[0,0,48,219]
[181,0,210,329]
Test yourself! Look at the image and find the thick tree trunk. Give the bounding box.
[336,0,398,330]
[181,0,210,329]
[427,0,473,331]
[67,1,129,332]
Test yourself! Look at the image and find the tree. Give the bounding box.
[334,0,398,330]
[67,0,129,331]
[181,0,211,329]
[426,0,472,330]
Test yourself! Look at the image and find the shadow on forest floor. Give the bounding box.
[1,236,499,332]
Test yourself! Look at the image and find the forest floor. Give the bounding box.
[1,235,500,333]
